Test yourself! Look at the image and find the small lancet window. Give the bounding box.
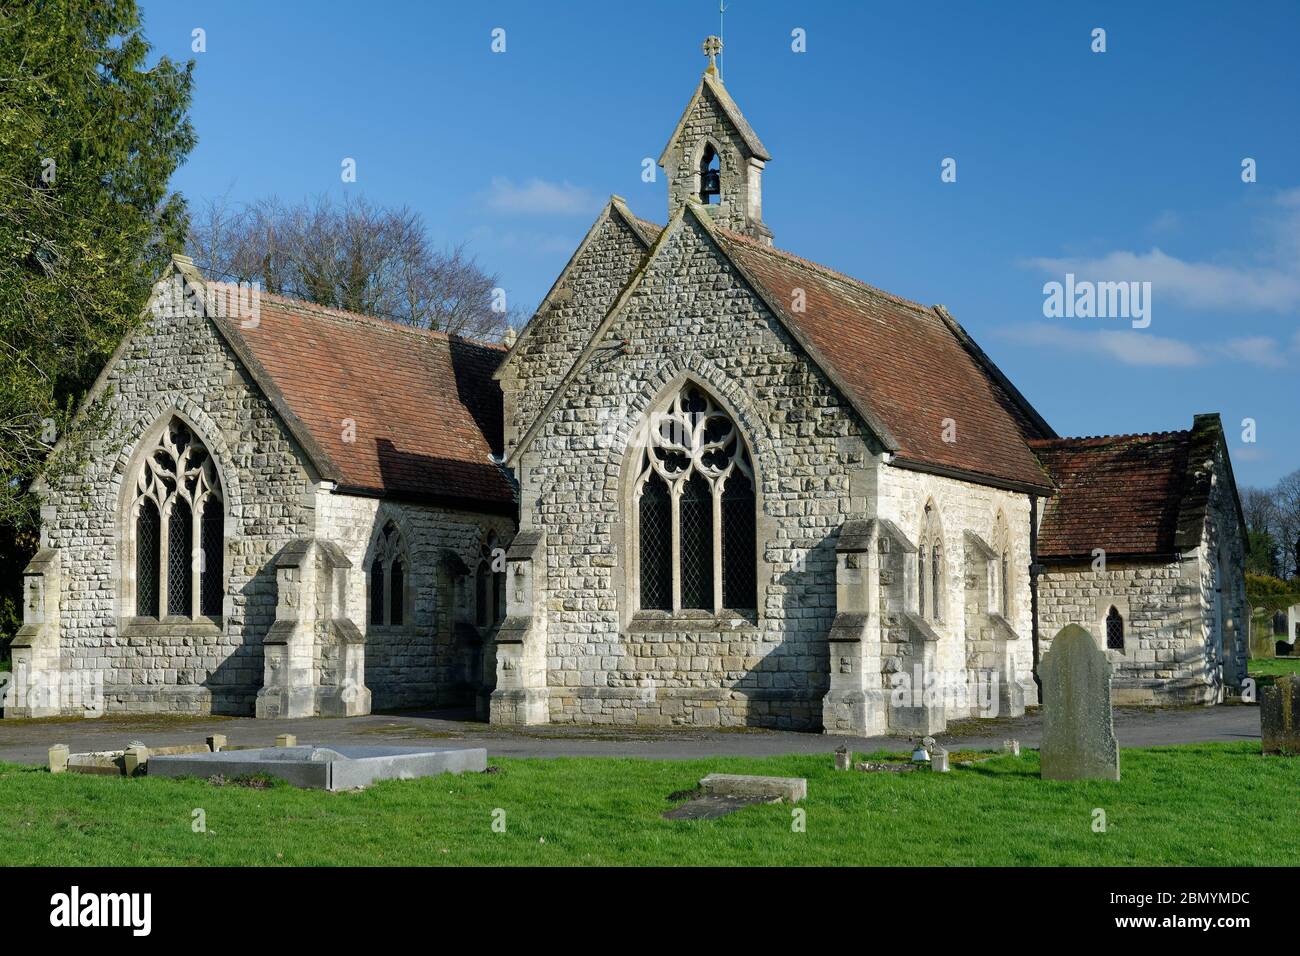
[999,551,1010,618]
[917,500,944,623]
[476,534,506,628]
[699,143,721,203]
[369,521,408,627]
[1106,606,1125,650]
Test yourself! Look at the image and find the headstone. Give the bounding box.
[275,734,297,748]
[931,747,949,772]
[1039,624,1120,781]
[1249,617,1275,659]
[48,744,69,774]
[834,745,851,771]
[1003,739,1021,756]
[207,734,227,752]
[1261,674,1300,755]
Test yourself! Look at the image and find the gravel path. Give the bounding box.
[0,702,1260,764]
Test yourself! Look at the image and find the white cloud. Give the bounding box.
[1023,189,1300,314]
[485,177,600,216]
[1003,323,1300,370]
[1219,335,1289,369]
[1009,324,1205,367]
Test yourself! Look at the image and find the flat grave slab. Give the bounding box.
[147,744,488,790]
[663,793,779,820]
[698,773,806,803]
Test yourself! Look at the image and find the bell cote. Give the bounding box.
[659,36,773,246]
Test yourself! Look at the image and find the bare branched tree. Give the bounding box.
[188,194,523,339]
[1242,470,1300,579]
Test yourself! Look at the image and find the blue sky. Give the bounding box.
[139,1,1300,488]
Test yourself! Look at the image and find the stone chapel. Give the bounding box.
[9,39,1248,734]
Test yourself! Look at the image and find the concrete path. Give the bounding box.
[0,703,1260,765]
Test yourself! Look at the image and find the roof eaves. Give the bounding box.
[888,453,1056,497]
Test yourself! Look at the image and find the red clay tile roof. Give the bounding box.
[226,293,514,510]
[712,226,1055,491]
[1030,431,1197,559]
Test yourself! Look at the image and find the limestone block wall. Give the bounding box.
[874,463,1037,707]
[1038,447,1247,705]
[318,493,513,710]
[1198,453,1249,688]
[1037,560,1205,703]
[518,214,876,729]
[39,303,315,715]
[501,211,649,451]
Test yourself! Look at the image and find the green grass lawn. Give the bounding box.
[1249,657,1300,678]
[2,743,1298,866]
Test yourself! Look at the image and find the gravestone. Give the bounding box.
[1039,624,1120,781]
[1248,617,1275,660]
[1260,673,1300,755]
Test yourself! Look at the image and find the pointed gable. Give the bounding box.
[505,203,1056,494]
[658,72,771,167]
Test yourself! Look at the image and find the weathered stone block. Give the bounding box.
[699,773,806,803]
[1261,674,1300,755]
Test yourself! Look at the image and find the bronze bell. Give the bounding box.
[701,168,721,198]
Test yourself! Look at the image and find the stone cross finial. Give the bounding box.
[702,35,722,74]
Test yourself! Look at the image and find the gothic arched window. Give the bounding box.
[476,534,506,628]
[1000,551,1010,617]
[369,520,408,627]
[633,385,757,614]
[991,511,1013,619]
[1106,606,1125,650]
[917,500,944,623]
[130,418,223,620]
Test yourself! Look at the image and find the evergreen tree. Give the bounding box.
[0,0,195,645]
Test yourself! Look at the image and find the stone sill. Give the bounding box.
[627,610,759,634]
[121,617,222,639]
